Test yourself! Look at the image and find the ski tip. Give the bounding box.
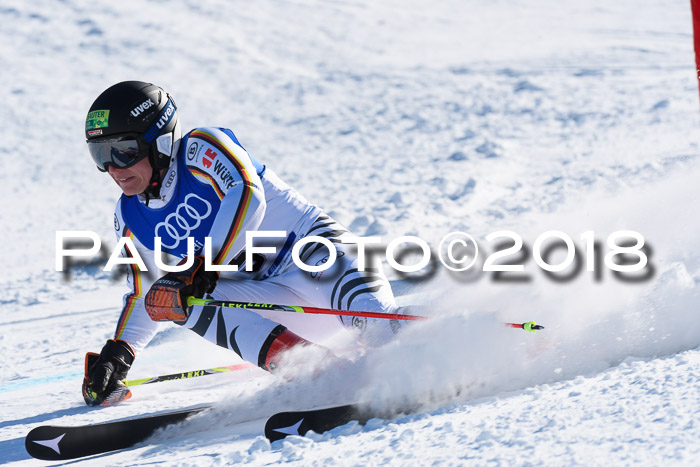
[25,426,67,461]
[264,404,368,443]
[25,406,212,461]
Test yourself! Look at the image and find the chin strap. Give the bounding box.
[143,166,163,207]
[141,132,179,205]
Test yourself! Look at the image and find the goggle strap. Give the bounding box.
[143,97,177,143]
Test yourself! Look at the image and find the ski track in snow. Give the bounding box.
[1,0,699,464]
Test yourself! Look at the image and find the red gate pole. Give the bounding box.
[691,0,700,103]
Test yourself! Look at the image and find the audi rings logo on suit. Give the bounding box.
[154,194,213,249]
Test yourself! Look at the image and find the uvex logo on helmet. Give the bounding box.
[156,101,175,130]
[130,98,155,117]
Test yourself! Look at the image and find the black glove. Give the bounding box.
[145,256,219,322]
[82,339,135,407]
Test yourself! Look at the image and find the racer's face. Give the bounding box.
[107,156,152,196]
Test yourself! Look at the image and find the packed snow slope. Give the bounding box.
[1,0,699,465]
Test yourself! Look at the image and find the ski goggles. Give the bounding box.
[87,135,151,172]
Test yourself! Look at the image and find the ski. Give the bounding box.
[27,402,399,460]
[264,403,378,442]
[25,406,210,461]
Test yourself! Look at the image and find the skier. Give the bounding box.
[82,81,402,406]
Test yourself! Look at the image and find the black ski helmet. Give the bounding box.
[85,81,179,173]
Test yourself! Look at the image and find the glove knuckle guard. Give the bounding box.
[145,280,187,321]
[102,339,135,369]
[144,256,219,322]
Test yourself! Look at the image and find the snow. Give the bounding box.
[1,0,700,464]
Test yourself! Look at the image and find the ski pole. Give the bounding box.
[505,321,544,332]
[186,297,544,332]
[123,362,255,387]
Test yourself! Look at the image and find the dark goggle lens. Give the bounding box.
[88,139,148,172]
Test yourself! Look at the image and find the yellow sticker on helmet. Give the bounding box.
[86,109,110,130]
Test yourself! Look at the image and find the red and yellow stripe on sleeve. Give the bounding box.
[189,129,256,265]
[115,230,144,340]
[189,167,225,200]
